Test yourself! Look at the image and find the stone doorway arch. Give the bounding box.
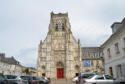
[56,61,64,68]
[56,61,64,79]
[75,65,80,76]
[41,65,46,77]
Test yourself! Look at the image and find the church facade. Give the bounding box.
[37,12,82,79]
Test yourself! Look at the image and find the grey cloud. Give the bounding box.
[0,0,125,67]
[16,48,37,68]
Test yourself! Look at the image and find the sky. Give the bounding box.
[0,0,125,68]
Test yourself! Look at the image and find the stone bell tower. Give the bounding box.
[37,12,82,79]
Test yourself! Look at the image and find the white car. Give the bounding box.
[83,74,125,84]
[5,75,28,84]
[72,76,78,82]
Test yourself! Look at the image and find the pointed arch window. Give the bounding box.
[62,23,65,31]
[55,24,58,31]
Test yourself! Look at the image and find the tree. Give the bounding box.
[23,68,30,75]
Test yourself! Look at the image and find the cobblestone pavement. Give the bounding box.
[51,79,76,84]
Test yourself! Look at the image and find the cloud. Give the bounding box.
[16,48,37,68]
[0,0,125,67]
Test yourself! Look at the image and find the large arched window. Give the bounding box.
[55,24,58,31]
[62,23,65,31]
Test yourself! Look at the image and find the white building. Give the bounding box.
[101,18,125,79]
[0,53,25,75]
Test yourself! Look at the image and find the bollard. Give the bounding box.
[76,81,78,84]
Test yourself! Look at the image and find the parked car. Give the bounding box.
[83,74,125,84]
[23,76,43,84]
[36,77,49,84]
[4,75,17,79]
[5,75,28,84]
[78,72,97,84]
[21,76,35,84]
[0,73,7,84]
[32,76,42,84]
[72,76,78,82]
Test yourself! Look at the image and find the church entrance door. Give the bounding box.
[57,68,64,79]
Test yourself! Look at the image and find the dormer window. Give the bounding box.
[55,24,58,31]
[62,23,65,31]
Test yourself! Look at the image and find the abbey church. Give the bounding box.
[37,12,82,79]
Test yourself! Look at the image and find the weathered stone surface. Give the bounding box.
[37,12,82,79]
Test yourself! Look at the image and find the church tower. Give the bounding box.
[37,12,82,79]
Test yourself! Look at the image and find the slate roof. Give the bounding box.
[82,47,103,60]
[111,18,125,28]
[0,53,20,65]
[101,18,125,47]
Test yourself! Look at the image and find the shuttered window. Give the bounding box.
[121,63,125,78]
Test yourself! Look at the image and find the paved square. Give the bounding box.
[51,79,75,84]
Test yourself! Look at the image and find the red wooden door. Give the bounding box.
[57,68,64,79]
[42,73,45,77]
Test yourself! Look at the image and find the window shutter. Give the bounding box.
[115,65,118,78]
[121,63,125,78]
